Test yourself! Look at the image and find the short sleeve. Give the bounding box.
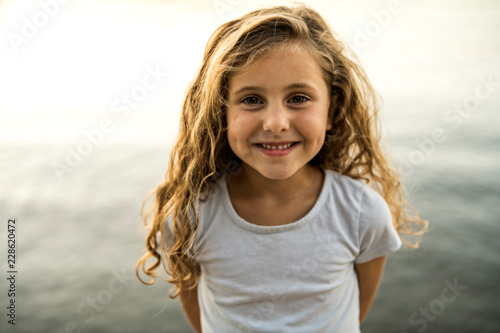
[354,185,402,264]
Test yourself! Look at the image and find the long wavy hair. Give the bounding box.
[136,3,428,298]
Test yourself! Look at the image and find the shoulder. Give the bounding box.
[158,178,224,245]
[358,183,392,230]
[325,169,365,189]
[324,170,387,212]
[199,176,226,219]
[324,169,366,209]
[316,170,400,264]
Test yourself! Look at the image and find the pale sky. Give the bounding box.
[1,0,498,143]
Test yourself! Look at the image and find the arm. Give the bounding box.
[354,255,387,324]
[179,284,202,333]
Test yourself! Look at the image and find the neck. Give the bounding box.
[227,164,323,203]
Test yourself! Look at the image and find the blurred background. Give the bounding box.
[1,0,499,332]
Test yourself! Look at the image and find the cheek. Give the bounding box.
[227,110,251,145]
[226,123,240,149]
[296,111,329,138]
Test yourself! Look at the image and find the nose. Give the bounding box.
[262,104,289,135]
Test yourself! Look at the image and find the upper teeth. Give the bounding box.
[261,143,294,150]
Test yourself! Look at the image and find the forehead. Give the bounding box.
[227,46,328,93]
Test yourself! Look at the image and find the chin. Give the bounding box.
[259,168,297,181]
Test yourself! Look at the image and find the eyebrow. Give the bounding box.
[232,83,317,96]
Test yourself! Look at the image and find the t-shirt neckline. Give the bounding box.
[220,169,332,234]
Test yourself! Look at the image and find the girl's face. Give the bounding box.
[226,47,332,181]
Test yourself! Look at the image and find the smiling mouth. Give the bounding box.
[254,142,299,150]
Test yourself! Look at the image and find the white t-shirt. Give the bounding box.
[161,169,402,332]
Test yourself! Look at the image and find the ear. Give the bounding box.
[326,93,338,131]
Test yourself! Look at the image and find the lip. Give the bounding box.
[256,141,296,145]
[252,142,300,157]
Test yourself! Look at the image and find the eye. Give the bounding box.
[288,95,309,104]
[241,96,263,105]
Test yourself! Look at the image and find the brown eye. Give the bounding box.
[289,95,309,104]
[241,96,262,105]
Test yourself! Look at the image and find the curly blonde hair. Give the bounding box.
[136,3,428,298]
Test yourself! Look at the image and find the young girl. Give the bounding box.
[136,4,427,332]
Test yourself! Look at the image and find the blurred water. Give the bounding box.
[1,0,500,332]
[1,133,500,333]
